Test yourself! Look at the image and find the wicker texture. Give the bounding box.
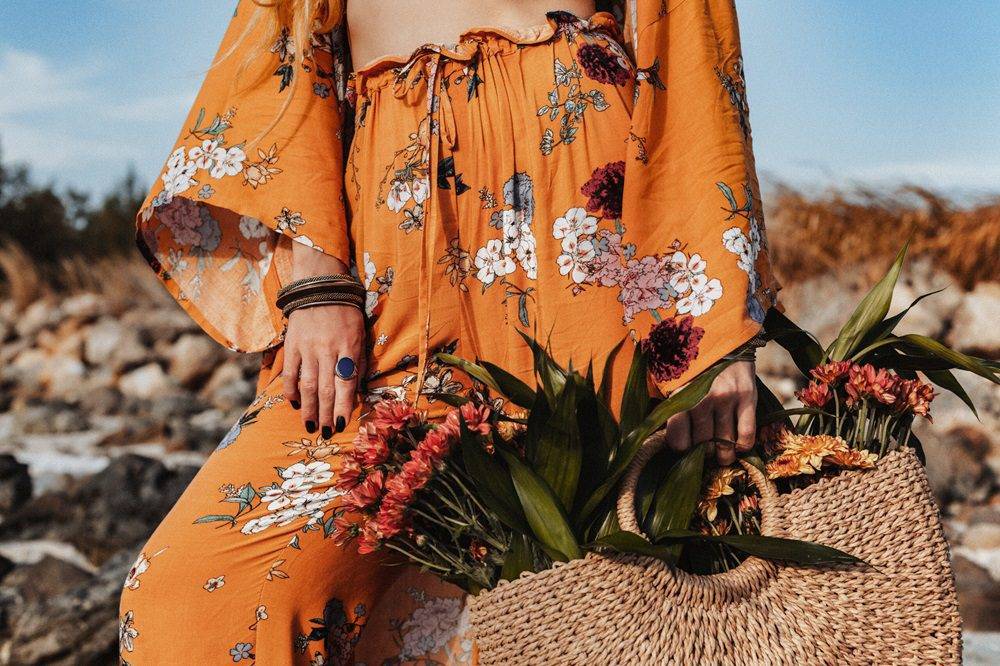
[468,446,962,664]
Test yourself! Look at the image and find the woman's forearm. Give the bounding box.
[291,240,350,280]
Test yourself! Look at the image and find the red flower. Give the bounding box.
[372,399,422,432]
[352,423,390,467]
[892,377,936,420]
[331,514,360,546]
[577,43,632,86]
[469,539,489,562]
[334,458,364,493]
[844,363,897,407]
[796,381,831,408]
[345,469,385,511]
[810,360,851,384]
[640,315,704,383]
[581,161,625,219]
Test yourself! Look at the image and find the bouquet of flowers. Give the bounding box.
[683,241,999,572]
[331,334,862,591]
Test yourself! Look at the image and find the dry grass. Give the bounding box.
[766,185,1000,289]
[0,243,169,312]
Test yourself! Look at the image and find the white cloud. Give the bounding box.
[0,47,94,115]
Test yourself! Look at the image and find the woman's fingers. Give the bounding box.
[736,389,757,452]
[333,349,357,434]
[281,346,302,410]
[714,404,737,465]
[690,402,714,450]
[664,411,692,452]
[317,355,337,439]
[298,354,319,434]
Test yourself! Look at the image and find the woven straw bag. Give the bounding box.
[467,435,962,665]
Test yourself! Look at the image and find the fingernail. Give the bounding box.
[290,400,300,410]
[336,416,346,433]
[305,420,317,433]
[321,425,333,439]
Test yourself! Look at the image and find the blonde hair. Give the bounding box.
[212,0,345,149]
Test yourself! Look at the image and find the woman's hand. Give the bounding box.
[281,243,366,438]
[662,360,757,465]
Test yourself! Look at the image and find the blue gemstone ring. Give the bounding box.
[335,356,358,381]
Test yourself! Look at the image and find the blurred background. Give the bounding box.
[0,1,998,663]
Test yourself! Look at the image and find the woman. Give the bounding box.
[120,0,781,663]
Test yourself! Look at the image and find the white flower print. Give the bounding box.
[410,177,430,204]
[204,575,226,592]
[188,139,225,170]
[552,207,598,240]
[516,229,538,279]
[123,552,150,591]
[398,597,467,660]
[119,610,138,654]
[668,251,709,295]
[209,145,247,179]
[474,239,515,286]
[282,461,334,489]
[556,233,595,284]
[676,274,723,316]
[387,179,412,212]
[160,147,198,200]
[239,215,270,239]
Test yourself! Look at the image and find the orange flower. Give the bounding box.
[844,363,897,407]
[824,447,878,470]
[698,466,744,521]
[766,452,815,479]
[892,378,936,420]
[779,432,850,469]
[497,407,529,442]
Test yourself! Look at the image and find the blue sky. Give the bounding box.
[1,1,998,200]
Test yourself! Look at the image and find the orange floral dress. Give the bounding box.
[121,1,781,664]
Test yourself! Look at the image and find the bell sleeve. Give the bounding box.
[623,0,784,395]
[135,0,354,353]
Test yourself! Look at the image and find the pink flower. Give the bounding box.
[334,458,363,493]
[844,363,897,407]
[357,522,383,554]
[445,402,493,437]
[352,423,390,467]
[418,427,455,463]
[618,255,670,323]
[892,377,936,420]
[331,515,360,546]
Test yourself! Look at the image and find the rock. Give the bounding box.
[120,307,199,346]
[0,454,197,565]
[1,548,132,665]
[0,455,32,515]
[954,553,1000,631]
[60,293,104,322]
[1,555,92,605]
[922,425,995,505]
[14,300,63,339]
[118,363,177,401]
[6,348,48,396]
[167,334,222,387]
[949,283,1000,357]
[963,524,1000,550]
[38,354,86,401]
[201,361,254,411]
[774,271,864,346]
[82,317,148,373]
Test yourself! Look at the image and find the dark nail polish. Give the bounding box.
[321,425,333,439]
[305,420,317,434]
[290,400,300,410]
[335,416,346,433]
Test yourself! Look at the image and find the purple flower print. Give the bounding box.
[581,161,625,219]
[577,43,632,87]
[641,315,705,383]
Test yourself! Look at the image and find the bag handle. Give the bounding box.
[616,429,780,539]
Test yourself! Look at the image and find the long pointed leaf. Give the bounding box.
[763,308,823,376]
[516,329,567,406]
[459,424,530,534]
[479,360,535,408]
[530,377,582,509]
[826,240,910,361]
[924,369,980,419]
[500,450,581,561]
[619,343,650,438]
[900,334,999,384]
[499,533,534,581]
[435,354,502,393]
[646,443,706,542]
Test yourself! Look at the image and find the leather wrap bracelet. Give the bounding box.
[276,274,366,318]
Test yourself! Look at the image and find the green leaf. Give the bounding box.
[755,376,793,428]
[193,514,236,525]
[575,373,618,507]
[423,392,469,407]
[590,530,682,565]
[619,342,650,439]
[899,334,999,384]
[598,338,627,404]
[656,531,866,566]
[530,377,582,509]
[516,329,567,406]
[500,450,581,562]
[577,359,732,528]
[479,360,535,408]
[924,368,980,419]
[763,308,824,376]
[435,354,502,393]
[859,287,948,349]
[646,442,707,543]
[499,533,534,581]
[826,240,910,361]
[459,423,530,535]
